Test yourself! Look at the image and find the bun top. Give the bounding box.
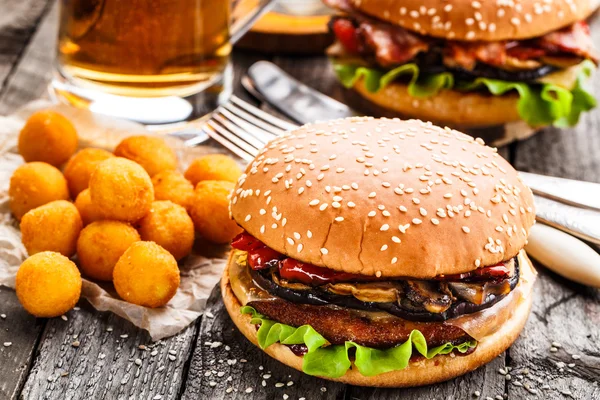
[350,0,595,41]
[230,117,535,279]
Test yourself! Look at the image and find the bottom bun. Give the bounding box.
[221,252,534,387]
[352,78,522,128]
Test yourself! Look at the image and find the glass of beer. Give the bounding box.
[52,0,275,124]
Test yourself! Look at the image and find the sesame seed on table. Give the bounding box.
[0,2,599,400]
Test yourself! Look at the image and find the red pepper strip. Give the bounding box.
[247,247,284,270]
[438,263,510,281]
[231,231,264,251]
[279,258,378,286]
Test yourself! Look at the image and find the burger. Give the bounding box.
[323,0,598,128]
[223,117,536,386]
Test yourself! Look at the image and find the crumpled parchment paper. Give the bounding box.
[0,101,232,341]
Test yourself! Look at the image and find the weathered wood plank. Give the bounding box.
[0,0,51,96]
[181,284,347,400]
[0,2,55,399]
[0,287,45,400]
[20,302,198,400]
[505,266,600,399]
[0,1,57,115]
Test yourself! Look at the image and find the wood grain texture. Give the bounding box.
[181,284,347,400]
[0,0,51,96]
[0,1,57,115]
[20,302,198,400]
[0,287,44,400]
[505,266,600,400]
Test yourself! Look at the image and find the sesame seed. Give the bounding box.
[399,206,407,212]
[369,192,377,198]
[412,218,422,225]
[319,203,328,211]
[419,208,427,216]
[392,236,401,243]
[462,226,471,233]
[380,245,388,251]
[431,218,439,225]
[320,248,328,255]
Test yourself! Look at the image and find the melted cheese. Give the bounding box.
[536,62,587,90]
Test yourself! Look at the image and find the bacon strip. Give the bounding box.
[328,8,598,70]
[538,21,599,64]
[358,20,429,67]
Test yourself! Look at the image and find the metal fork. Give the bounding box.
[183,95,296,161]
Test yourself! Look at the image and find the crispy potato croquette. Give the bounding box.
[74,188,107,225]
[89,157,154,222]
[21,200,82,257]
[151,170,194,210]
[76,221,140,281]
[113,241,180,308]
[9,162,70,220]
[64,148,114,198]
[114,136,177,177]
[184,154,242,185]
[18,110,78,166]
[189,180,242,244]
[16,251,81,317]
[137,201,195,261]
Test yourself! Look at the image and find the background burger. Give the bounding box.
[324,0,598,129]
[222,117,537,386]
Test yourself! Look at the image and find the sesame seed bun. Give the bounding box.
[221,249,535,387]
[230,117,535,279]
[352,78,523,127]
[350,0,596,41]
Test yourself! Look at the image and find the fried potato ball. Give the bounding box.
[16,251,81,317]
[113,241,180,308]
[184,154,242,185]
[76,221,140,281]
[63,148,114,198]
[18,110,78,166]
[89,157,154,222]
[137,201,194,261]
[21,200,82,257]
[74,188,107,226]
[9,162,70,220]
[114,135,177,177]
[189,180,242,244]
[151,170,194,210]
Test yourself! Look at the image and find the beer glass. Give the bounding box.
[52,0,275,124]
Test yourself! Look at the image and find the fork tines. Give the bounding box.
[199,96,299,162]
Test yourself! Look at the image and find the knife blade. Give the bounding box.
[247,61,361,124]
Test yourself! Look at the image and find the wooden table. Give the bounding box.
[1,1,599,399]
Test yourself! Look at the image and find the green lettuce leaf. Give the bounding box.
[241,306,477,378]
[333,60,596,127]
[334,63,454,98]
